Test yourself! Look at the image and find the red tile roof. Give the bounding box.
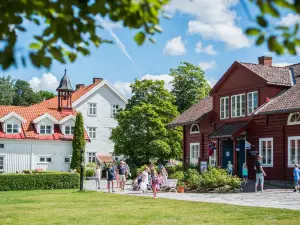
[0,106,89,141]
[36,83,99,108]
[97,155,115,163]
[167,97,212,127]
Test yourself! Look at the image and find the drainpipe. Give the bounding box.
[282,125,286,186]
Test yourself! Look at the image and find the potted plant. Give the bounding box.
[177,181,185,193]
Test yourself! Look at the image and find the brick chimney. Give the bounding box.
[93,78,103,84]
[75,84,85,90]
[258,56,272,66]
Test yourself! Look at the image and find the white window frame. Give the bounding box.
[88,103,97,116]
[40,125,52,135]
[190,124,200,134]
[37,156,52,164]
[88,152,96,163]
[288,136,300,167]
[0,155,5,171]
[112,104,119,117]
[247,91,258,115]
[220,96,229,119]
[190,143,200,165]
[231,94,246,118]
[6,124,19,134]
[259,138,273,167]
[88,127,97,139]
[287,112,300,125]
[65,126,75,135]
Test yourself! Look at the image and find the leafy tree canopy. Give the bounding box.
[38,90,56,100]
[13,80,42,106]
[0,0,169,70]
[0,76,14,105]
[170,62,211,113]
[110,79,182,166]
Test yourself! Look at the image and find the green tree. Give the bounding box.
[170,62,211,113]
[110,79,182,167]
[38,90,56,101]
[13,80,42,106]
[0,0,169,70]
[0,76,14,105]
[71,113,86,172]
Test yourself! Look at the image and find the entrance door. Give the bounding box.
[221,140,233,170]
[237,140,246,177]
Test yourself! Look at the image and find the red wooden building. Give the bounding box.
[168,56,300,181]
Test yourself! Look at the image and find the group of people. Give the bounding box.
[133,164,168,199]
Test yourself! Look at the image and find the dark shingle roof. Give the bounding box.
[239,63,292,86]
[289,63,300,77]
[167,96,212,128]
[57,70,73,91]
[209,122,248,139]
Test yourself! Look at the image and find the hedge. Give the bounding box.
[0,172,80,191]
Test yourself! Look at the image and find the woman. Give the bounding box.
[95,165,102,190]
[150,168,158,199]
[107,164,115,193]
[161,167,168,186]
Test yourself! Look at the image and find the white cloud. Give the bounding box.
[142,74,173,91]
[277,13,300,26]
[206,77,217,87]
[113,81,132,98]
[29,73,59,92]
[195,41,217,55]
[199,61,216,71]
[163,36,186,56]
[165,0,251,49]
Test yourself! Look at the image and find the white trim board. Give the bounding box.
[0,112,26,123]
[33,113,58,124]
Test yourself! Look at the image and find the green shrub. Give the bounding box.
[169,171,184,181]
[0,173,79,191]
[85,169,94,177]
[165,164,183,176]
[86,162,97,168]
[184,169,201,189]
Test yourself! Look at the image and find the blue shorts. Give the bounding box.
[294,180,299,186]
[243,175,248,178]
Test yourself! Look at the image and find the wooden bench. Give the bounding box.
[161,179,178,192]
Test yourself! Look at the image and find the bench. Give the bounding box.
[161,179,178,192]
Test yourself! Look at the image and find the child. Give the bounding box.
[150,168,158,199]
[242,163,248,186]
[115,169,120,189]
[137,171,143,186]
[227,161,233,176]
[293,164,299,192]
[157,171,163,190]
[95,165,102,190]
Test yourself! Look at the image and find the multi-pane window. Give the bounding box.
[6,124,19,134]
[40,125,52,134]
[288,112,300,125]
[190,143,200,165]
[231,94,245,118]
[190,124,200,134]
[88,127,96,139]
[88,152,96,163]
[112,105,119,117]
[38,157,52,163]
[220,96,229,119]
[0,156,4,170]
[247,91,258,115]
[88,103,97,116]
[288,137,300,166]
[259,138,273,166]
[65,126,75,135]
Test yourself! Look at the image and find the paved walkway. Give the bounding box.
[84,179,300,211]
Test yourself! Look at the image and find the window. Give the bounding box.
[259,138,273,166]
[231,94,245,118]
[88,103,97,116]
[112,104,119,117]
[209,149,217,167]
[220,96,229,119]
[0,156,4,170]
[0,144,4,148]
[40,125,52,134]
[287,112,300,125]
[247,91,258,115]
[88,127,97,139]
[64,157,71,163]
[190,124,200,134]
[190,143,200,165]
[6,124,19,134]
[88,152,96,163]
[65,126,75,135]
[288,137,300,166]
[38,157,52,163]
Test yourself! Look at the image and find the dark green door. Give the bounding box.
[237,140,246,177]
[222,140,233,170]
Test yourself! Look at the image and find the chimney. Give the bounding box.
[93,78,103,84]
[258,56,272,66]
[266,97,270,103]
[76,84,85,90]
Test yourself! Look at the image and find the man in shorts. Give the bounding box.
[118,161,127,192]
[254,155,266,193]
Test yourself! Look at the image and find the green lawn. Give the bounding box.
[0,190,299,225]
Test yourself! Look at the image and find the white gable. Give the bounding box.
[0,112,26,123]
[33,113,58,124]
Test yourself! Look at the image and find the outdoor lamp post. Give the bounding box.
[80,149,84,191]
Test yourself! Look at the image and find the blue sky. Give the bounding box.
[1,0,299,97]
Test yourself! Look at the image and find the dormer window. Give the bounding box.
[190,124,200,134]
[40,125,52,134]
[6,124,19,134]
[65,126,75,135]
